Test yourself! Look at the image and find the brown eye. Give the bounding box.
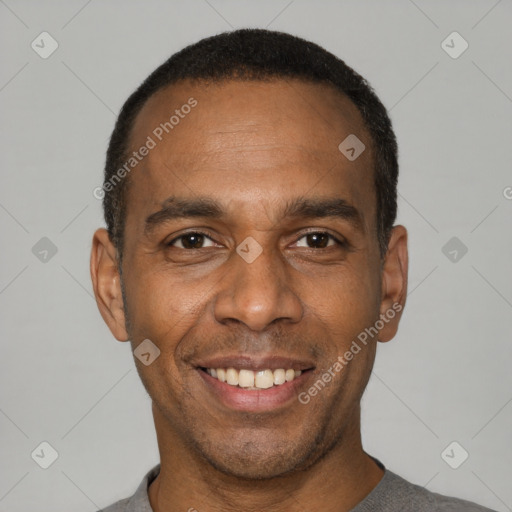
[296,232,340,249]
[308,233,329,248]
[168,232,215,249]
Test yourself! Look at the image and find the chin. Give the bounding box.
[204,451,302,480]
[193,431,324,481]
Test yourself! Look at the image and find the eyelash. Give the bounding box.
[166,230,347,249]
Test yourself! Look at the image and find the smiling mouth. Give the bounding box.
[199,367,309,390]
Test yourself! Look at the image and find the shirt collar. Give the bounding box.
[124,464,160,512]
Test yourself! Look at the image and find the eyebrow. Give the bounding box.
[282,196,364,232]
[144,197,223,235]
[144,195,364,235]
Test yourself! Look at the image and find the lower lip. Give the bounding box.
[197,369,311,412]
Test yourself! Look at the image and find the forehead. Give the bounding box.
[132,78,368,152]
[125,79,375,231]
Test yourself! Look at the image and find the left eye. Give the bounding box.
[167,232,216,249]
[295,232,342,249]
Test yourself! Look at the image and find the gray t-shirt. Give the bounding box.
[99,461,497,512]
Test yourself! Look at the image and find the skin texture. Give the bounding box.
[91,79,408,512]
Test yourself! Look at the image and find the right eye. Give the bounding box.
[167,232,217,250]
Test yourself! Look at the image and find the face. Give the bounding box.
[91,79,407,480]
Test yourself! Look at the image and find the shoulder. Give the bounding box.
[431,488,498,512]
[99,497,131,512]
[96,464,160,512]
[353,469,497,512]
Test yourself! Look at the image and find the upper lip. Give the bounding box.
[193,355,316,372]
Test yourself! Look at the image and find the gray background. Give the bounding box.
[0,0,511,510]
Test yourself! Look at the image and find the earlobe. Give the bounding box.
[90,228,129,342]
[378,225,408,343]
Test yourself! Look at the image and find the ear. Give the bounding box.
[377,225,408,343]
[90,228,129,341]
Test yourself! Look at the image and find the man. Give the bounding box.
[91,29,495,511]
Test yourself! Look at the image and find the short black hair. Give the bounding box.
[103,28,398,261]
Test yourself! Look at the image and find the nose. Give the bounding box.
[213,244,303,332]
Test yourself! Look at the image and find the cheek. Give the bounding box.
[124,271,200,405]
[123,265,207,338]
[299,261,381,338]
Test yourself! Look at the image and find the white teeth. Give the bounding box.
[206,367,304,389]
[273,369,286,385]
[238,369,255,388]
[226,368,239,386]
[255,369,274,389]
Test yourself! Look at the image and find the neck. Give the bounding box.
[148,404,383,512]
